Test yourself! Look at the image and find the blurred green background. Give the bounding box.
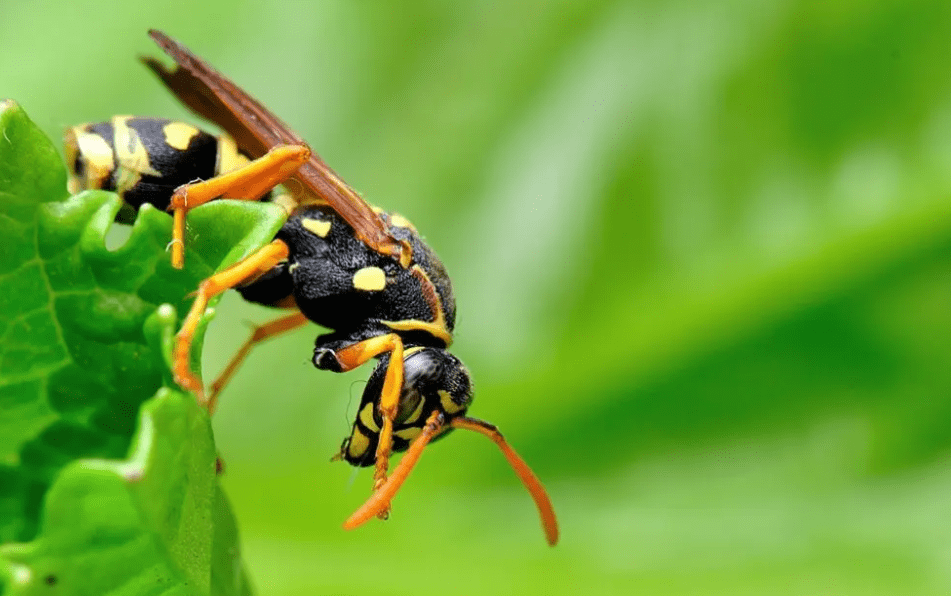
[4,0,951,593]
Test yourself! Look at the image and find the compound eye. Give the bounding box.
[398,348,473,422]
[394,387,422,425]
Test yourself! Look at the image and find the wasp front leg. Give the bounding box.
[315,334,405,519]
[168,144,309,268]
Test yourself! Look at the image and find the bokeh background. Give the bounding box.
[4,0,951,594]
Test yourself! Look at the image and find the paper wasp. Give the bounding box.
[66,30,558,545]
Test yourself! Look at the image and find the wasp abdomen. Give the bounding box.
[65,116,251,214]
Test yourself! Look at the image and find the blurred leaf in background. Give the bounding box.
[3,0,951,594]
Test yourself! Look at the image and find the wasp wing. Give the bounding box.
[143,29,408,264]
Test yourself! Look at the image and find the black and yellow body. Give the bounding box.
[63,114,474,472]
[341,348,470,466]
[65,116,254,220]
[236,205,471,466]
[70,29,559,545]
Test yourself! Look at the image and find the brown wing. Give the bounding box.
[142,29,410,266]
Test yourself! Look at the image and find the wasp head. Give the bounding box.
[335,345,558,546]
[337,347,472,466]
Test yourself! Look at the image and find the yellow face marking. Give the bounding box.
[301,217,331,238]
[112,116,161,193]
[359,402,380,432]
[162,121,200,151]
[66,128,114,192]
[352,267,387,292]
[439,390,465,414]
[389,213,417,232]
[395,427,423,441]
[347,428,371,459]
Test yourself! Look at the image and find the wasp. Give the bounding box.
[67,30,558,545]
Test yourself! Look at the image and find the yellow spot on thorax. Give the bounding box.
[162,121,200,150]
[301,217,331,238]
[353,267,387,292]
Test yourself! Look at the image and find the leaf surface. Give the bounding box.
[0,101,282,594]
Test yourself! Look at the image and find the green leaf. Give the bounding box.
[0,101,283,593]
[0,389,248,596]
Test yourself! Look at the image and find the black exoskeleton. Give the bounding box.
[238,205,471,466]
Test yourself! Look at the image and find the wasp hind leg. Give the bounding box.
[169,144,309,268]
[206,310,309,414]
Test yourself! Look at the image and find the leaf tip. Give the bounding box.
[0,98,19,114]
[156,302,176,320]
[2,560,33,589]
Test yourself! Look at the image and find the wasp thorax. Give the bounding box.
[338,347,473,467]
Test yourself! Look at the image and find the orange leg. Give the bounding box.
[173,239,290,406]
[344,410,444,530]
[345,414,560,546]
[169,144,309,268]
[334,333,405,519]
[206,310,309,415]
